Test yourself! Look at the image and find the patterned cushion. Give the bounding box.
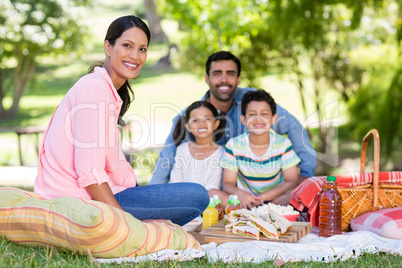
[350,207,402,239]
[0,187,200,258]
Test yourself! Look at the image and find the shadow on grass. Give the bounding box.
[0,106,55,128]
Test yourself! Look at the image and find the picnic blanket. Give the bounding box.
[289,171,402,227]
[96,228,402,264]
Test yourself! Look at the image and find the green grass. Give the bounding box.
[0,237,401,267]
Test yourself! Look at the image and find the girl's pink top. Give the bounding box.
[34,67,136,200]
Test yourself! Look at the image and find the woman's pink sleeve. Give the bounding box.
[70,80,112,188]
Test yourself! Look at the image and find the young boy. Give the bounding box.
[221,90,301,209]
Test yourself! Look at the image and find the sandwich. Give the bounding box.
[266,210,292,234]
[246,217,279,239]
[229,209,260,220]
[224,220,248,232]
[232,225,260,240]
[228,209,248,219]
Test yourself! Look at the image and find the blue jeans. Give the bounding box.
[114,182,209,226]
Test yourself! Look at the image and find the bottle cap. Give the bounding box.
[213,195,221,203]
[327,176,336,182]
[208,197,216,207]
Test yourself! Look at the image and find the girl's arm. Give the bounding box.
[86,182,123,210]
[169,165,184,183]
[257,165,299,204]
[205,161,223,190]
[169,149,185,183]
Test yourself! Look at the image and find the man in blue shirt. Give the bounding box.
[150,51,316,185]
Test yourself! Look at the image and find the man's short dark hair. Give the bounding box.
[205,51,241,76]
[241,89,277,116]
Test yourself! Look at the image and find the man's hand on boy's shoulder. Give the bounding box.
[236,190,260,210]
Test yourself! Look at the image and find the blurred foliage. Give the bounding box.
[158,0,400,170]
[0,0,94,119]
[347,54,401,162]
[126,149,159,185]
[158,0,393,84]
[346,1,402,163]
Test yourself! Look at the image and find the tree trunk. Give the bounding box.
[0,51,36,120]
[144,0,169,42]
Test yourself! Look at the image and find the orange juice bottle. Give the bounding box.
[202,198,218,230]
[213,194,224,221]
[225,194,241,215]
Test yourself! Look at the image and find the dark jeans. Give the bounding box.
[115,182,209,226]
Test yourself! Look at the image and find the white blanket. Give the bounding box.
[96,229,402,264]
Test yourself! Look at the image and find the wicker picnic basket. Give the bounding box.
[338,129,402,231]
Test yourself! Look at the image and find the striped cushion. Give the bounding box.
[350,207,402,239]
[0,187,200,258]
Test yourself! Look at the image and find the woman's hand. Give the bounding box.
[86,182,123,210]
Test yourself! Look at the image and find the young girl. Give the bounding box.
[170,101,229,207]
[34,15,209,226]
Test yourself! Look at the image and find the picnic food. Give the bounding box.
[224,209,292,239]
[232,225,260,240]
[229,208,258,219]
[224,208,253,224]
[267,210,292,234]
[224,220,248,231]
[251,203,300,218]
[246,217,279,238]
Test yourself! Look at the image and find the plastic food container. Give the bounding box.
[182,217,203,232]
[282,213,300,221]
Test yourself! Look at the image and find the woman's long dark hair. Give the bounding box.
[89,15,151,126]
[173,101,226,146]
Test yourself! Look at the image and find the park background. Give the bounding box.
[0,0,401,187]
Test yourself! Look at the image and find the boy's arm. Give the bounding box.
[222,169,260,210]
[257,165,299,203]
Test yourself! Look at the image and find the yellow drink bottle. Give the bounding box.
[202,197,218,230]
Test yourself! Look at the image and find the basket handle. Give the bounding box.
[360,129,380,210]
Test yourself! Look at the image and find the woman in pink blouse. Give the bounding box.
[34,15,209,226]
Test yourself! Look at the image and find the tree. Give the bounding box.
[159,0,400,172]
[144,0,169,42]
[0,0,93,119]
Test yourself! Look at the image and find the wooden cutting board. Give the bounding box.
[200,221,312,244]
